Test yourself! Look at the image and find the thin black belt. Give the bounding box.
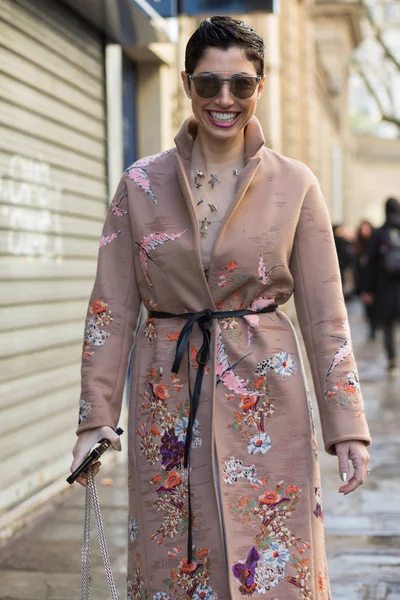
[148,305,278,563]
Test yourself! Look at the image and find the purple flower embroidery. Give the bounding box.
[159,429,185,471]
[232,546,260,590]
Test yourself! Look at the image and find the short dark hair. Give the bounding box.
[185,16,264,76]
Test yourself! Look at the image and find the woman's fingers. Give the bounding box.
[70,425,118,487]
[74,462,102,487]
[336,440,370,495]
[336,443,350,484]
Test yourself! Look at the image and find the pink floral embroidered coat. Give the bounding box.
[77,117,371,600]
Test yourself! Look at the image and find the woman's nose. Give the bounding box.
[215,81,235,106]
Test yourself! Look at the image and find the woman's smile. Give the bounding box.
[207,110,241,128]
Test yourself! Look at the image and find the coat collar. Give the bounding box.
[174,115,266,162]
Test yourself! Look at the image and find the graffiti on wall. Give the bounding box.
[0,156,64,261]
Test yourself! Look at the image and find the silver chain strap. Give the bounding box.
[81,469,119,600]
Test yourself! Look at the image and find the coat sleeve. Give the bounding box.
[77,175,142,434]
[289,176,371,454]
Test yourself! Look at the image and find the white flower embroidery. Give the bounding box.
[192,585,215,600]
[247,432,272,455]
[78,399,91,424]
[128,516,139,542]
[222,457,257,485]
[255,352,297,378]
[254,560,285,592]
[271,352,297,378]
[262,542,291,567]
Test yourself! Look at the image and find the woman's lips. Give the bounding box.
[206,111,240,128]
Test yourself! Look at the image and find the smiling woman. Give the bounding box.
[71,15,371,600]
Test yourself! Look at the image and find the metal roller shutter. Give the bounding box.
[0,0,107,515]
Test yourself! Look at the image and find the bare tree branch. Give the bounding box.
[364,4,400,71]
[353,59,400,127]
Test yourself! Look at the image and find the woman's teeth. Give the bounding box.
[210,112,238,122]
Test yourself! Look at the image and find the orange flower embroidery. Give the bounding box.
[254,377,264,390]
[318,571,324,592]
[90,299,107,314]
[153,383,169,400]
[178,559,197,574]
[285,485,300,494]
[239,396,257,410]
[225,260,238,271]
[259,490,279,505]
[167,332,180,341]
[166,470,182,489]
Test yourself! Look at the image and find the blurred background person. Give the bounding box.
[355,220,377,340]
[365,197,400,376]
[333,224,357,299]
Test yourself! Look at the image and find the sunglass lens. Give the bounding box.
[193,76,220,98]
[233,77,258,99]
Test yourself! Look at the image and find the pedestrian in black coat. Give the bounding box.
[355,220,377,339]
[366,197,400,375]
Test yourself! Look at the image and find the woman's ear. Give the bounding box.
[181,71,192,100]
[257,74,266,101]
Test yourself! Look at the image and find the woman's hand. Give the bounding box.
[70,426,122,487]
[335,440,370,495]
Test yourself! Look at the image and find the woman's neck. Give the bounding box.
[192,128,245,171]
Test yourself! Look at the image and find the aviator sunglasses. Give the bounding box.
[188,73,261,100]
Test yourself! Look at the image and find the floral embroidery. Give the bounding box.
[258,255,283,285]
[162,546,218,599]
[144,318,157,345]
[222,457,257,485]
[175,415,202,448]
[230,478,312,597]
[216,325,258,396]
[244,296,276,345]
[255,351,297,379]
[218,260,247,287]
[248,431,272,455]
[137,367,202,545]
[78,399,91,424]
[129,516,139,542]
[136,230,187,288]
[99,229,126,247]
[217,325,275,453]
[318,563,330,597]
[89,299,113,325]
[137,367,183,465]
[324,318,353,399]
[313,487,324,522]
[82,299,113,358]
[126,149,172,204]
[327,371,360,407]
[111,189,128,216]
[153,594,171,600]
[128,553,149,600]
[150,467,189,543]
[221,316,242,344]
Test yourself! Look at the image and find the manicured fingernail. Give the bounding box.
[340,472,348,482]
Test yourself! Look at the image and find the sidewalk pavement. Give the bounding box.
[0,300,399,599]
